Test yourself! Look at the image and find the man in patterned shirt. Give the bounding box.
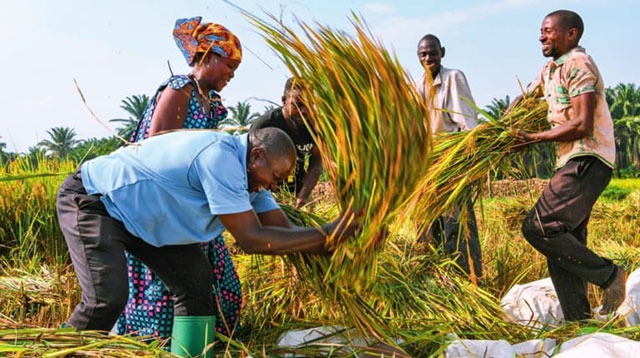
[515,10,625,322]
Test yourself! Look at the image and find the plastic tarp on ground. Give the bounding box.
[501,277,564,328]
[554,332,640,357]
[444,338,556,358]
[275,269,640,357]
[502,268,640,327]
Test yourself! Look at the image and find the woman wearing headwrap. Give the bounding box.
[115,17,243,343]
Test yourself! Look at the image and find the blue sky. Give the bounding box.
[1,0,638,153]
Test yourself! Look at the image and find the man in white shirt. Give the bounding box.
[416,34,483,279]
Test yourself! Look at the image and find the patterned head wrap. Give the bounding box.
[173,17,242,66]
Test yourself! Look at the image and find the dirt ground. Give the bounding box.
[485,178,549,197]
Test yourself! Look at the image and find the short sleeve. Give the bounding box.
[250,190,279,214]
[565,55,597,98]
[191,141,253,215]
[166,75,193,91]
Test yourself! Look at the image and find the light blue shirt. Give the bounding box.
[80,130,279,247]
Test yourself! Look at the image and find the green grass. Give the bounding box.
[610,178,640,191]
[600,178,640,201]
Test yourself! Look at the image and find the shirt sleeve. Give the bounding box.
[565,55,597,97]
[446,70,478,130]
[191,141,254,215]
[250,190,280,213]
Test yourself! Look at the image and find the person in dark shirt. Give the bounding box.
[251,78,323,208]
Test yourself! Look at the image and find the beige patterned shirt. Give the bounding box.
[531,46,615,169]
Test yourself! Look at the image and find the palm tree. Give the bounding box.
[483,95,511,121]
[37,127,81,158]
[613,116,640,172]
[109,94,150,140]
[606,83,640,174]
[608,83,640,119]
[221,101,260,129]
[69,136,121,163]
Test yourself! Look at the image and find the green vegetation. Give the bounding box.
[220,100,261,129]
[109,94,151,140]
[0,155,75,268]
[0,156,638,356]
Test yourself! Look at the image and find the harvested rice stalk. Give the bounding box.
[280,205,391,339]
[408,95,549,241]
[0,325,171,357]
[248,13,432,290]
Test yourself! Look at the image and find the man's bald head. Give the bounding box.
[546,10,584,41]
[249,127,296,162]
[246,127,297,192]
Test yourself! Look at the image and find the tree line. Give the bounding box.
[0,97,269,165]
[1,82,639,178]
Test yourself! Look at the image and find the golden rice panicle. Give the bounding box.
[248,13,432,289]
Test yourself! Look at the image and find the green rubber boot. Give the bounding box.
[170,315,216,357]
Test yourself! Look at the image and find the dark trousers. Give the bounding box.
[521,156,615,321]
[426,200,483,278]
[56,170,215,331]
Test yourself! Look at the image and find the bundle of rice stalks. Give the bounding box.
[0,325,171,357]
[0,266,78,328]
[235,202,394,344]
[408,95,549,249]
[248,13,432,290]
[238,224,543,356]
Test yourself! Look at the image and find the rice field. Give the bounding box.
[1,153,639,356]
